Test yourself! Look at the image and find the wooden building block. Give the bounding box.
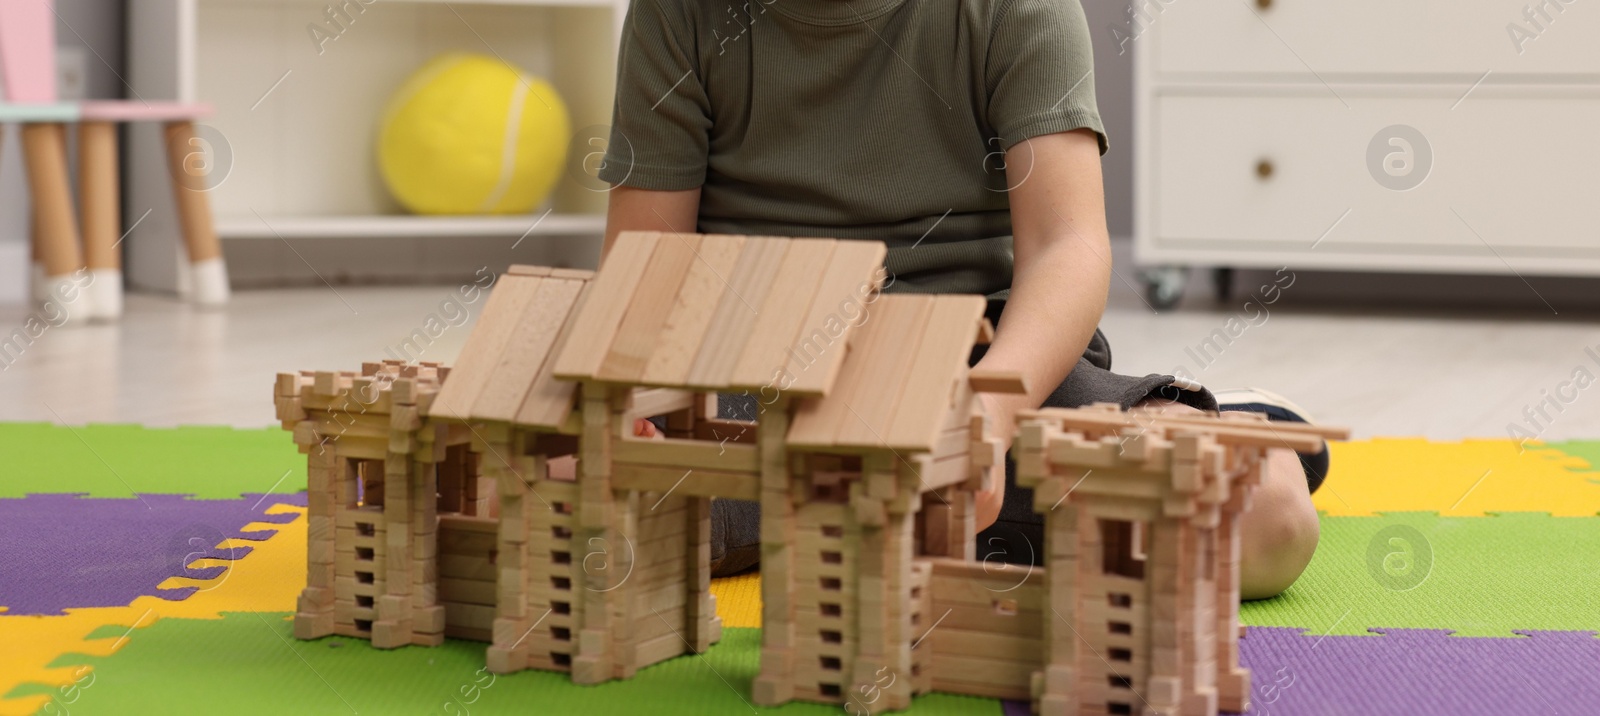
[313,371,340,396]
[294,611,335,639]
[684,238,790,388]
[968,369,1030,395]
[596,233,703,381]
[476,278,586,422]
[725,239,837,388]
[553,231,662,379]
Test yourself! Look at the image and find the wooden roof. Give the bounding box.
[552,231,888,396]
[428,266,594,428]
[788,294,987,452]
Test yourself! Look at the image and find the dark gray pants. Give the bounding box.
[707,300,1218,575]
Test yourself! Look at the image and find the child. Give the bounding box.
[596,0,1330,599]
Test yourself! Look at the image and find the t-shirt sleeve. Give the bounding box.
[597,0,712,189]
[985,0,1108,154]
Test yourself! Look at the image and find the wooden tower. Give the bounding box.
[424,265,604,677]
[1014,405,1346,716]
[279,360,470,648]
[772,291,1011,712]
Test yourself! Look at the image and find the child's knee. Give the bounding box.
[1240,451,1321,599]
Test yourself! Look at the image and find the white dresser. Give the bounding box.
[1132,0,1600,307]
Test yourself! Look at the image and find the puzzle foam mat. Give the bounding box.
[3,424,1598,715]
[0,493,304,615]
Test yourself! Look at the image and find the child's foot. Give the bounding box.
[1214,388,1331,493]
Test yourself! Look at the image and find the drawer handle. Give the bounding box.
[1256,0,1271,9]
[1255,159,1274,180]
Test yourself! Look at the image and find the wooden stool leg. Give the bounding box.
[21,122,87,323]
[161,120,229,306]
[79,121,122,319]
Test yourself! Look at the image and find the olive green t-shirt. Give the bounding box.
[598,0,1106,296]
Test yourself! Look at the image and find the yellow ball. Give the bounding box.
[378,53,570,215]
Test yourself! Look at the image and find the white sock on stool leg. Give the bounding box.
[189,257,230,307]
[89,269,124,320]
[41,274,88,328]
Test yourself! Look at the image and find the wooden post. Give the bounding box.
[753,397,796,706]
[1038,482,1080,714]
[488,447,540,672]
[411,429,444,647]
[1143,513,1186,716]
[1214,462,1253,713]
[881,459,916,711]
[371,450,415,648]
[573,384,619,684]
[294,432,339,639]
[686,495,718,652]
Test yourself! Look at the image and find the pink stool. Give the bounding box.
[2,0,228,321]
[0,0,87,323]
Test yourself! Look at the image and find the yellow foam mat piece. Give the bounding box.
[1314,439,1600,517]
[0,503,307,716]
[709,571,762,628]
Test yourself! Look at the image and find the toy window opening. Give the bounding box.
[436,444,481,516]
[349,458,384,508]
[1100,519,1147,580]
[636,391,759,445]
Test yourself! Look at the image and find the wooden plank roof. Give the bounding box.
[552,231,887,396]
[427,266,593,429]
[788,294,988,453]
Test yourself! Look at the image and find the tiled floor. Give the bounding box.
[2,251,1597,441]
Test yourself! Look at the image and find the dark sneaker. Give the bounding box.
[1214,388,1332,494]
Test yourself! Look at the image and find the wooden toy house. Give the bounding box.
[276,231,1346,716]
[277,360,480,648]
[1012,405,1344,715]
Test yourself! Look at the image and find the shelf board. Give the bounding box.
[216,212,605,240]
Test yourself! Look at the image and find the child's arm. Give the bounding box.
[970,128,1114,529]
[602,185,702,262]
[604,185,702,438]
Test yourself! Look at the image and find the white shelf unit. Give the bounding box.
[127,0,625,291]
[1133,0,1600,299]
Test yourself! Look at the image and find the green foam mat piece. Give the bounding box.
[0,424,304,499]
[1546,440,1600,480]
[18,617,1000,715]
[1241,512,1600,637]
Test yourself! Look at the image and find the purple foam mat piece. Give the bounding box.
[1239,627,1600,715]
[0,492,305,615]
[1000,700,1032,716]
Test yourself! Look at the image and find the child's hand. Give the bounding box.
[973,393,1018,531]
[978,392,1018,458]
[633,418,663,439]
